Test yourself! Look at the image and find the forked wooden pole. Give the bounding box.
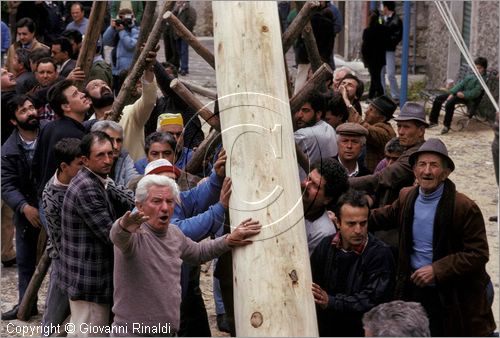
[170,79,221,131]
[302,22,322,73]
[108,1,172,122]
[185,129,221,175]
[289,63,333,114]
[164,11,215,69]
[281,1,319,54]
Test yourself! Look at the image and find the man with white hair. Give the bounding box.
[110,175,261,336]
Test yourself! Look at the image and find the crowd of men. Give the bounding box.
[1,1,497,337]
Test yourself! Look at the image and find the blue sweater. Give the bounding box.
[411,184,444,270]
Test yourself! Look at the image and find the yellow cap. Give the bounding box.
[157,113,184,129]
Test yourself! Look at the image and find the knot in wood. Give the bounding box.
[289,269,299,285]
[250,311,263,328]
[261,25,269,33]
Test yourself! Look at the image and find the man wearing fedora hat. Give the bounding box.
[369,138,496,336]
[350,102,427,208]
[348,95,397,172]
[335,123,371,177]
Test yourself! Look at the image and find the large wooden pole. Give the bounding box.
[213,2,318,336]
[74,2,107,89]
[185,129,221,175]
[108,1,171,122]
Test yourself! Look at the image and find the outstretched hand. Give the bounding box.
[119,210,150,233]
[225,218,261,247]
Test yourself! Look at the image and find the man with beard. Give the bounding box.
[59,131,135,334]
[294,92,338,181]
[84,49,157,161]
[302,158,349,254]
[1,95,47,320]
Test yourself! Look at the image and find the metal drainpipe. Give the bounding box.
[400,0,411,107]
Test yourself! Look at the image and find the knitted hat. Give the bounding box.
[157,113,184,130]
[144,159,181,178]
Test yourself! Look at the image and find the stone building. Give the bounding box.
[189,1,498,90]
[332,1,498,89]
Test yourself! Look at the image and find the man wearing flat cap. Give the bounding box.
[348,95,397,172]
[349,101,427,209]
[369,138,496,337]
[335,123,371,177]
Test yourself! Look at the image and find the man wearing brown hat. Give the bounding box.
[335,123,371,177]
[350,101,427,209]
[348,95,397,172]
[369,138,496,337]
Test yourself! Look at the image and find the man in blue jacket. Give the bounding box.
[103,7,139,95]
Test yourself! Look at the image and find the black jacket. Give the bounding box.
[311,234,395,336]
[32,116,86,198]
[384,13,403,51]
[1,122,46,226]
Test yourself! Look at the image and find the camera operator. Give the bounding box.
[103,8,139,95]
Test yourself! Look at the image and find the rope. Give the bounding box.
[434,1,499,112]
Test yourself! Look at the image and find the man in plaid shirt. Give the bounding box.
[59,131,134,334]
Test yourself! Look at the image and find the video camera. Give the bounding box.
[115,14,134,28]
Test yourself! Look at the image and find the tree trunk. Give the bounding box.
[164,11,215,69]
[213,2,318,336]
[108,1,172,122]
[74,2,107,89]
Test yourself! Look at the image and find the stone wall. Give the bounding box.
[470,1,499,72]
[191,1,213,36]
[422,3,450,88]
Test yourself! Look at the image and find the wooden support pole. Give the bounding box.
[131,1,158,66]
[17,251,51,321]
[179,79,217,100]
[302,22,322,73]
[170,79,221,131]
[289,63,333,114]
[108,1,172,122]
[74,2,107,89]
[164,11,215,69]
[281,1,319,54]
[185,129,221,175]
[213,2,318,336]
